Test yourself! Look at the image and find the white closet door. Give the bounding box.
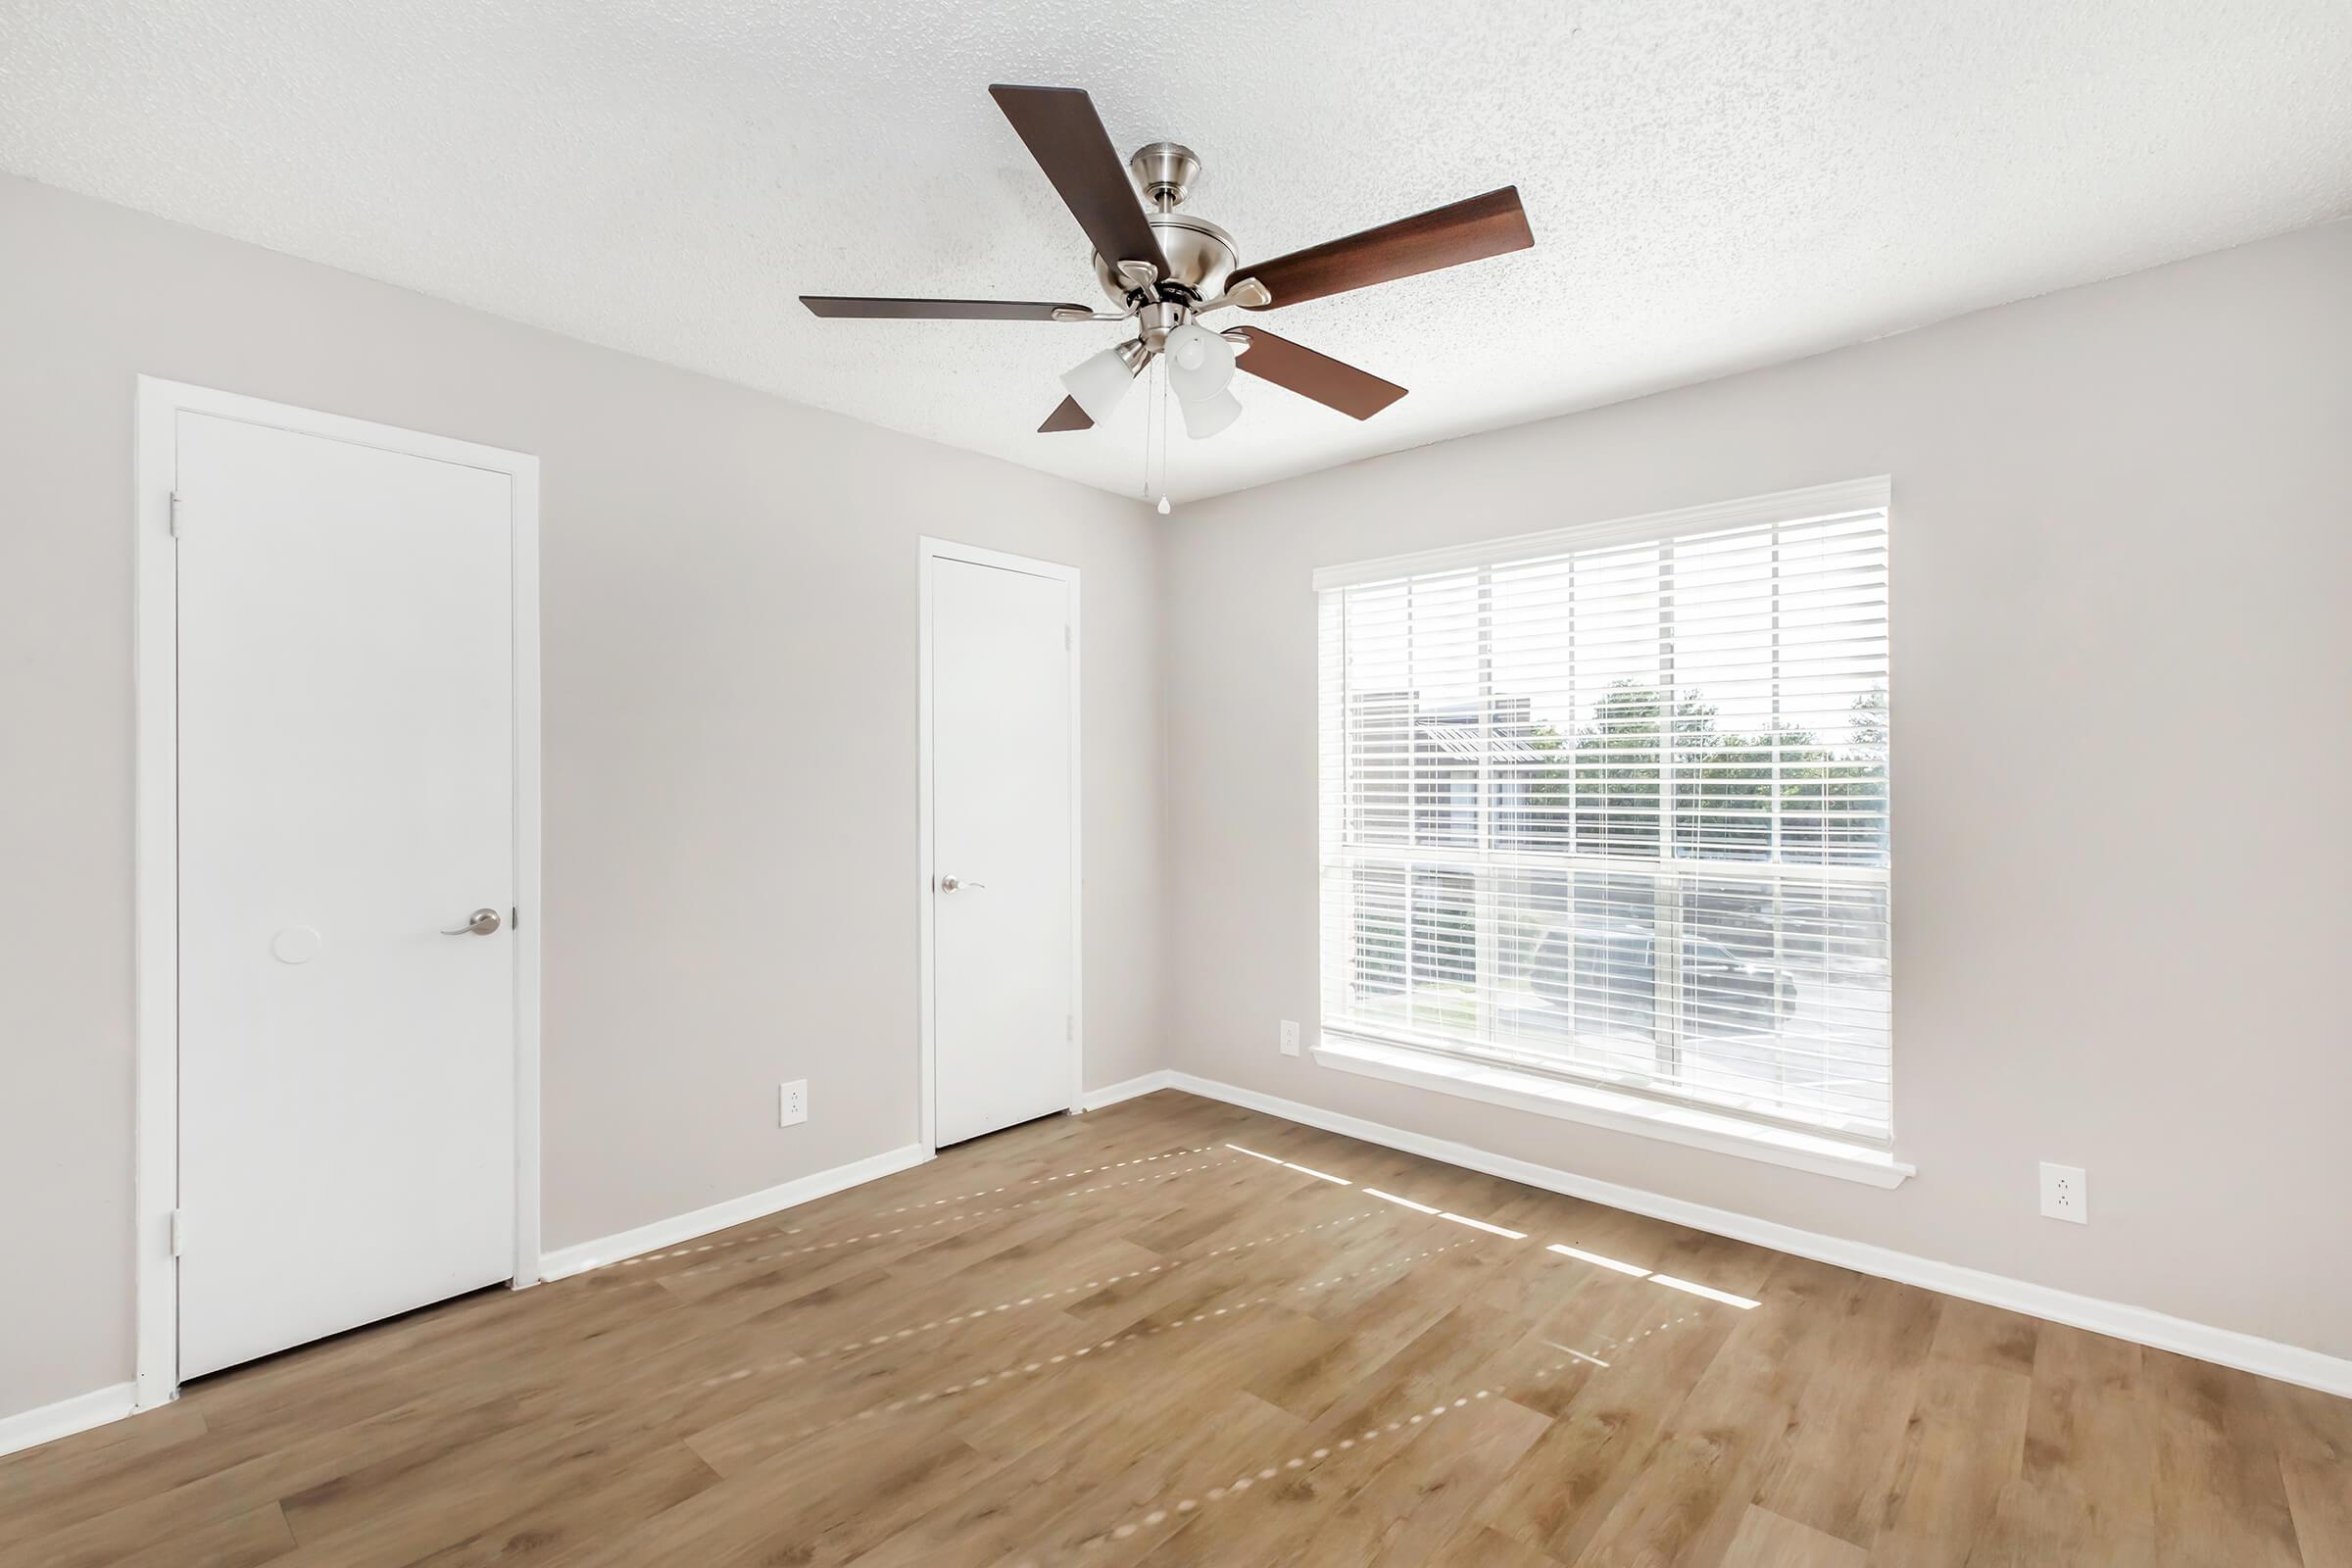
[176,412,516,1378]
[930,556,1075,1147]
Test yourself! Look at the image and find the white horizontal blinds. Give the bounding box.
[1319,489,1891,1143]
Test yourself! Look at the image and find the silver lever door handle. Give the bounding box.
[938,876,986,893]
[443,907,502,936]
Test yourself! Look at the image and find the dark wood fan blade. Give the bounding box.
[1229,327,1407,418]
[1039,396,1093,432]
[1232,186,1533,309]
[989,84,1168,275]
[801,296,1091,320]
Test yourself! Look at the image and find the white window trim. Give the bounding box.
[1313,1033,1914,1188]
[1314,475,1897,1176]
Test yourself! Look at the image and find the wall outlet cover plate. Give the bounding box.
[2039,1161,2086,1223]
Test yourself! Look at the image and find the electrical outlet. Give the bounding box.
[779,1080,808,1128]
[1279,1019,1302,1057]
[2039,1161,2086,1223]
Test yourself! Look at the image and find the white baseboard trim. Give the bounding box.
[1076,1069,1178,1111]
[538,1143,932,1282]
[1162,1070,2352,1398]
[0,1381,140,1461]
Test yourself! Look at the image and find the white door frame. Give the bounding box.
[131,376,543,1408]
[915,537,1083,1154]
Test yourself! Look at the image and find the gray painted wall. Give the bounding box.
[0,174,1163,1419]
[5,169,2345,1428]
[1159,220,2352,1362]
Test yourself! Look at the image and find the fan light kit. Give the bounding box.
[803,84,1536,455]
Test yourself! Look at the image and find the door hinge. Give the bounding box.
[169,492,184,539]
[1064,624,1072,652]
[1065,1013,1074,1041]
[170,1209,186,1257]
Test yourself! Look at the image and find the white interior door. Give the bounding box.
[929,554,1076,1148]
[176,411,517,1379]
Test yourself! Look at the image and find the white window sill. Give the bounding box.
[1310,1033,1915,1190]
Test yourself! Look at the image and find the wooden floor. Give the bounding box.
[5,1092,2347,1566]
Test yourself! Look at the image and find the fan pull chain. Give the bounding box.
[1138,360,1151,507]
[1155,358,1172,514]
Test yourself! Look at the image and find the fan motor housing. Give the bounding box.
[1094,142,1237,303]
[1093,212,1237,303]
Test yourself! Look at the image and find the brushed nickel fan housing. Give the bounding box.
[1092,142,1237,303]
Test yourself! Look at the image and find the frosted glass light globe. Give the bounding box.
[1060,342,1144,423]
[1179,386,1243,439]
[1164,323,1237,403]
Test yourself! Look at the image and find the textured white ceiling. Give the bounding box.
[5,1,2348,504]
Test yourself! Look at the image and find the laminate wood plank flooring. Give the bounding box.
[4,1091,2346,1565]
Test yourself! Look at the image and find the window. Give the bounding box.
[1317,479,1892,1147]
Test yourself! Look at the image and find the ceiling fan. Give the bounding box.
[802,83,1535,440]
